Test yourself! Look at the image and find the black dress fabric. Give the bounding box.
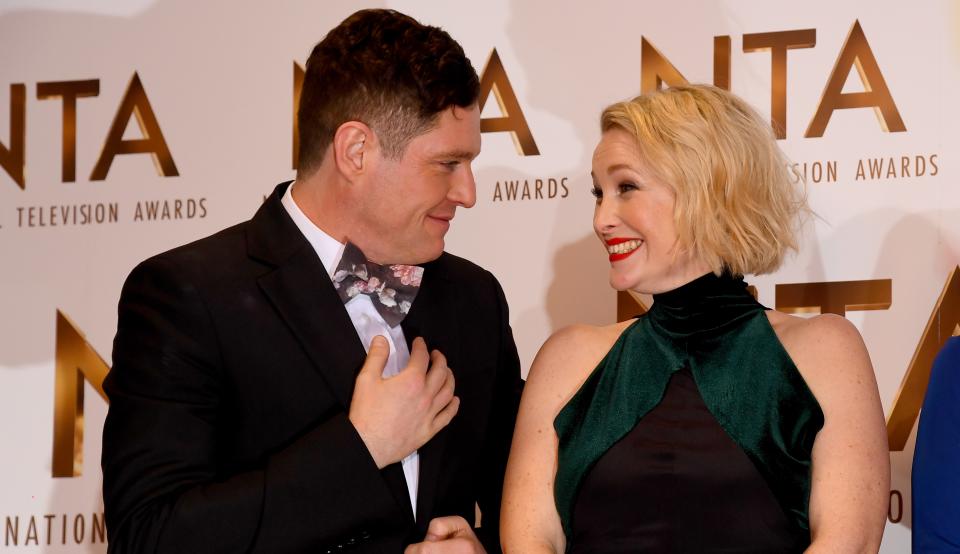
[568,367,807,553]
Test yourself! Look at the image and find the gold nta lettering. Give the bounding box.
[886,266,960,450]
[477,48,539,156]
[293,62,304,169]
[806,21,905,138]
[775,278,892,315]
[640,20,905,139]
[37,80,99,182]
[617,290,649,321]
[90,72,178,181]
[291,48,539,168]
[53,310,109,478]
[2,74,178,189]
[0,83,26,189]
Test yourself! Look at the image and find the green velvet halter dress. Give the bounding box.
[554,272,824,552]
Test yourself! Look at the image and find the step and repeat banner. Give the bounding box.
[2,0,958,551]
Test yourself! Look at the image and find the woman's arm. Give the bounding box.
[500,324,621,553]
[779,313,890,553]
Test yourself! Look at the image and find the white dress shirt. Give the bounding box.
[281,183,419,516]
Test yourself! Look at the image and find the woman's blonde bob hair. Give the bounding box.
[600,84,806,276]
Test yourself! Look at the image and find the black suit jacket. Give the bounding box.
[101,182,523,553]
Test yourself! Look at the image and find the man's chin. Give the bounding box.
[388,240,444,266]
[411,245,445,265]
[411,237,446,265]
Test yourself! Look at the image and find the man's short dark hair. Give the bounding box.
[297,9,481,174]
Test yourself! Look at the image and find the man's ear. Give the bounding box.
[332,121,375,179]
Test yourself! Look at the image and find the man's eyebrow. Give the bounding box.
[434,149,478,161]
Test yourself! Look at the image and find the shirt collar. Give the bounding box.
[281,182,345,278]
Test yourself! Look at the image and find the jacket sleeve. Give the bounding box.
[101,254,404,553]
[474,272,524,553]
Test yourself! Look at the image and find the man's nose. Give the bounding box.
[449,166,477,208]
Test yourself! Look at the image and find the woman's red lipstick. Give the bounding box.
[605,237,641,262]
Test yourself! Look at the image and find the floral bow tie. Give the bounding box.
[332,242,424,327]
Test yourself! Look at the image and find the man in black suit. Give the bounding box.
[101,9,522,553]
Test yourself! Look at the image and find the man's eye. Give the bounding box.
[442,161,460,169]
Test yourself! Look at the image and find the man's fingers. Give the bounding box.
[430,369,456,414]
[406,538,479,554]
[424,349,449,393]
[408,518,483,554]
[359,335,390,378]
[431,395,460,434]
[425,516,471,541]
[405,337,430,373]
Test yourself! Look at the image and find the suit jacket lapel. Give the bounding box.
[402,261,459,527]
[259,256,418,524]
[257,248,365,409]
[249,182,416,523]
[250,183,365,409]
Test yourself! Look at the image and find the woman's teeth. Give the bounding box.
[608,240,642,254]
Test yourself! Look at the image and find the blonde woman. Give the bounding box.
[501,85,889,553]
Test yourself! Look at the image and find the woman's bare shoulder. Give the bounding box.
[765,311,874,400]
[523,319,636,414]
[766,311,867,357]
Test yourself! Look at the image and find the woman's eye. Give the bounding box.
[590,187,603,199]
[617,182,638,194]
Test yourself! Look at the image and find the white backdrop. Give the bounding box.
[2,1,958,551]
